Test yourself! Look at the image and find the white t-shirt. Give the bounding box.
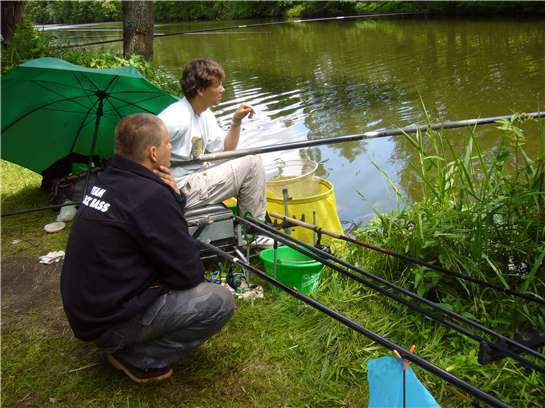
[158,97,225,182]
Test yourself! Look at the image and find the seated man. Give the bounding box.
[61,113,234,383]
[158,58,266,221]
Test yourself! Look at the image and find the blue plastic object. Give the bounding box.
[368,356,440,408]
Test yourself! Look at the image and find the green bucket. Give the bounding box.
[259,246,323,294]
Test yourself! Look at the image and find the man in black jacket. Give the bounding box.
[61,113,234,383]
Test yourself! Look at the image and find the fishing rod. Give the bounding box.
[239,216,545,374]
[3,112,542,217]
[60,12,416,49]
[1,201,82,217]
[172,111,545,166]
[243,216,545,374]
[199,240,511,408]
[270,211,545,305]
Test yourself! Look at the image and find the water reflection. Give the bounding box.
[48,17,545,222]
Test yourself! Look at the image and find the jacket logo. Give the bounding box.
[82,186,110,213]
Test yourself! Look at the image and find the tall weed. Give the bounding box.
[355,116,545,333]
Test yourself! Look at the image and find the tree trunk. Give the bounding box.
[122,1,154,61]
[1,1,26,48]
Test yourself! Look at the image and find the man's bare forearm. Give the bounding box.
[224,119,241,151]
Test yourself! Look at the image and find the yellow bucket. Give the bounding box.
[266,177,343,244]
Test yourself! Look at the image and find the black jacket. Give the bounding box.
[61,155,204,341]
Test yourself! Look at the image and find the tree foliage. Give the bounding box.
[25,1,545,25]
[26,0,121,24]
[1,15,52,73]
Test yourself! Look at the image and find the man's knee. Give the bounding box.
[250,155,264,175]
[205,282,235,321]
[234,155,263,174]
[186,282,235,326]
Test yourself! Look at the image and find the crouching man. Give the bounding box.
[61,113,234,383]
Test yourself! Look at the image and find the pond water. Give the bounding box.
[47,16,545,223]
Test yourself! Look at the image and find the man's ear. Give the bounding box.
[148,145,158,164]
[196,87,204,97]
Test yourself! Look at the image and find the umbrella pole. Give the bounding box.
[403,368,406,408]
[82,95,106,198]
[3,97,105,218]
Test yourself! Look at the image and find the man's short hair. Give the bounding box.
[180,58,225,99]
[115,113,164,163]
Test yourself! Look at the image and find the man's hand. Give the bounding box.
[225,103,255,151]
[232,103,255,125]
[154,165,180,195]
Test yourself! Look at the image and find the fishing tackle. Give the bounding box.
[200,239,511,408]
[270,212,545,305]
[239,215,545,374]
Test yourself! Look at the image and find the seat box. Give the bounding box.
[185,204,235,243]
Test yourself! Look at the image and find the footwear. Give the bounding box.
[253,235,275,248]
[106,353,172,384]
[243,234,275,248]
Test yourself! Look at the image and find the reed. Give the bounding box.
[355,114,545,333]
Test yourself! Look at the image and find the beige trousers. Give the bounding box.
[179,155,266,220]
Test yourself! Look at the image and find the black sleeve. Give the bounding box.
[131,187,204,289]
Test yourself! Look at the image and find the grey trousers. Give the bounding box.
[181,155,266,220]
[95,282,235,370]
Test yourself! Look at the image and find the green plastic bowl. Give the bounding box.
[259,245,323,294]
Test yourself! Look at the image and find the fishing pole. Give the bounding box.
[172,111,545,166]
[239,216,545,373]
[244,216,545,365]
[1,201,82,217]
[270,211,545,305]
[59,12,416,49]
[199,239,511,408]
[243,216,545,374]
[3,112,543,217]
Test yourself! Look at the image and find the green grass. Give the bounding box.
[3,262,544,407]
[3,121,545,406]
[1,161,70,258]
[2,54,544,404]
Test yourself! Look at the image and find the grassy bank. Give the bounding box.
[2,51,544,406]
[2,122,544,407]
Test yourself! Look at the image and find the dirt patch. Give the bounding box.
[1,256,68,334]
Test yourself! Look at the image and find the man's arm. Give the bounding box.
[224,103,255,151]
[133,186,204,290]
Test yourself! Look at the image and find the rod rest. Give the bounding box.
[478,330,545,364]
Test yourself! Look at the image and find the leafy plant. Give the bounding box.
[355,115,545,334]
[1,16,53,73]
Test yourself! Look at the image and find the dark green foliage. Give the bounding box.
[24,1,545,25]
[0,17,179,93]
[155,1,290,22]
[59,51,180,95]
[26,0,121,24]
[1,16,52,73]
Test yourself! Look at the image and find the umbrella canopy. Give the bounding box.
[1,57,178,174]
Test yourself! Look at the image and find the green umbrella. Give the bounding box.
[1,57,177,174]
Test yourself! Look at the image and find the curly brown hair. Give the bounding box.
[180,58,225,99]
